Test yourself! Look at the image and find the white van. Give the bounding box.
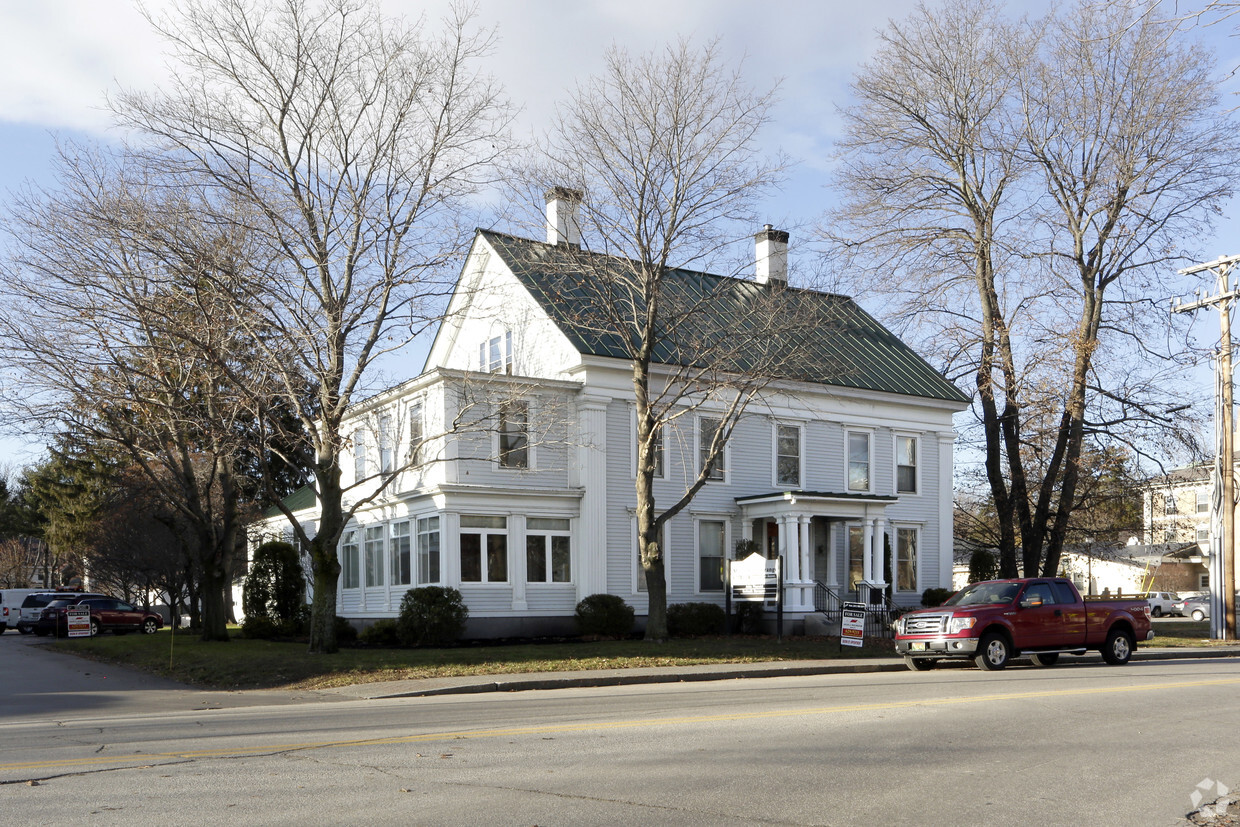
[0,589,47,633]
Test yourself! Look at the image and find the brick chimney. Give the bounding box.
[755,225,788,284]
[545,187,583,246]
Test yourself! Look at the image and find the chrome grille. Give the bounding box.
[904,613,948,635]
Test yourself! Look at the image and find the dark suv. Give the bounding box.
[37,596,163,637]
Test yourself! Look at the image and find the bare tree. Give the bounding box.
[0,143,276,640]
[112,0,513,652]
[827,0,1238,578]
[525,39,794,640]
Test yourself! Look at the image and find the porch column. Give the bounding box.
[873,517,887,587]
[798,517,811,584]
[826,521,839,586]
[862,518,874,583]
[782,515,801,582]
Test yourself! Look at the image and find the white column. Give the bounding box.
[826,521,839,586]
[798,517,811,583]
[862,519,874,583]
[783,515,801,582]
[873,517,887,586]
[510,514,528,611]
[938,430,958,590]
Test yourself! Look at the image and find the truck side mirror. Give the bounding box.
[1020,595,1043,608]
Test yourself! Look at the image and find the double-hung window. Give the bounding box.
[526,518,571,583]
[353,428,367,481]
[699,417,725,482]
[775,424,801,488]
[498,400,529,469]
[1197,490,1209,514]
[391,520,411,586]
[340,529,359,589]
[460,515,508,582]
[896,527,918,591]
[408,402,424,466]
[847,432,871,492]
[379,415,394,474]
[698,519,726,592]
[1165,493,1178,516]
[479,331,514,373]
[896,435,918,494]
[416,516,441,584]
[364,526,385,587]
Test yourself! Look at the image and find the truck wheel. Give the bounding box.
[1102,629,1134,665]
[975,632,1011,671]
[905,657,937,672]
[1030,652,1059,667]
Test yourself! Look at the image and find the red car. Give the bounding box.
[37,596,163,636]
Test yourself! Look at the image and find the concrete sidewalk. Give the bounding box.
[330,645,1240,700]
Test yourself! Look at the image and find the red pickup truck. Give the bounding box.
[894,577,1153,672]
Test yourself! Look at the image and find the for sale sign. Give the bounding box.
[66,605,92,638]
[840,601,866,648]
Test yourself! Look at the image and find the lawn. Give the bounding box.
[48,631,894,691]
[44,619,1235,692]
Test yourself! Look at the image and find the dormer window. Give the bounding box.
[480,331,514,374]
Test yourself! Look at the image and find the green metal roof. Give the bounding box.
[262,485,317,519]
[481,230,969,405]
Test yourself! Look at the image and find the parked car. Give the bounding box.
[36,596,162,637]
[1146,592,1180,617]
[0,588,48,633]
[16,591,107,634]
[1173,594,1240,622]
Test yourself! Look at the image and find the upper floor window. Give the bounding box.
[1197,490,1209,514]
[1165,492,1178,516]
[775,424,801,488]
[408,403,425,466]
[379,415,394,474]
[699,417,725,481]
[896,435,918,494]
[847,431,871,492]
[633,410,665,479]
[480,331,514,374]
[498,400,529,468]
[352,428,367,481]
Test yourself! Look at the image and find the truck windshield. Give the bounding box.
[943,582,1021,607]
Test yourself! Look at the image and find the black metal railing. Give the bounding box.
[813,580,899,639]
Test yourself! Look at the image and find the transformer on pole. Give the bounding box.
[1172,255,1240,640]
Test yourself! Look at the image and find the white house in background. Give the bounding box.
[257,192,970,636]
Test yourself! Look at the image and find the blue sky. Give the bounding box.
[0,0,1237,471]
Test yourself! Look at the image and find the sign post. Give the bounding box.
[729,552,781,640]
[840,601,866,650]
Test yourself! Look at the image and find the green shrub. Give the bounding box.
[732,601,764,634]
[968,548,998,583]
[278,604,312,637]
[243,540,308,625]
[358,618,400,647]
[574,593,634,638]
[240,614,280,640]
[921,587,954,607]
[667,602,726,637]
[396,586,469,647]
[334,615,359,644]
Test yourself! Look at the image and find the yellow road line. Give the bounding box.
[6,675,1239,773]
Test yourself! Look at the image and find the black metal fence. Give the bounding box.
[813,580,900,639]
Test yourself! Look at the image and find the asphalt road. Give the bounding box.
[1,634,1237,826]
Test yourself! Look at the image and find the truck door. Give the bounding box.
[1050,580,1087,643]
[1012,581,1061,648]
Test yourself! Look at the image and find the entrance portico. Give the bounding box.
[736,490,898,612]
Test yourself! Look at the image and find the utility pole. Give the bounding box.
[1173,255,1240,640]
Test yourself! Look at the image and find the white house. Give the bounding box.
[258,192,970,636]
